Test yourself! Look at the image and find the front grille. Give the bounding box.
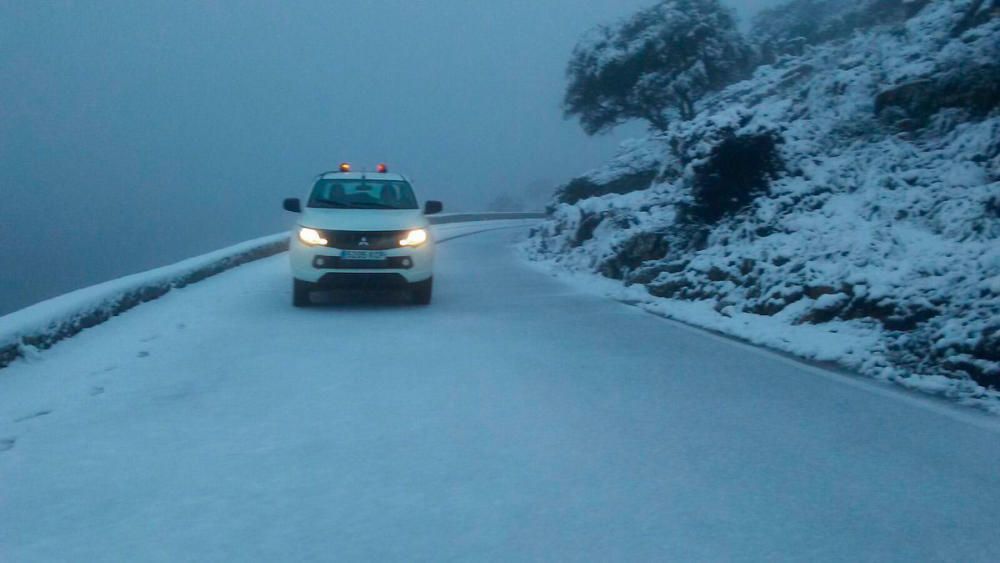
[319,230,406,250]
[314,256,412,270]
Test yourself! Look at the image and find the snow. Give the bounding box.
[2,226,999,560]
[523,255,1000,414]
[528,0,1000,409]
[0,216,542,370]
[0,233,289,368]
[0,234,285,340]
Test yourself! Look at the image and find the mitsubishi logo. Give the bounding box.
[358,237,370,247]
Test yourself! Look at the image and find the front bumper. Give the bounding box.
[313,272,411,289]
[289,237,434,284]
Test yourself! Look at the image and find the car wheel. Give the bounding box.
[293,279,313,307]
[411,277,433,305]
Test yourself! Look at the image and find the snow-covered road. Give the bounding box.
[2,224,999,561]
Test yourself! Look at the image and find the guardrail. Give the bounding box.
[0,212,544,370]
[429,212,545,225]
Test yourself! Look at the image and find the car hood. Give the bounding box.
[298,208,428,232]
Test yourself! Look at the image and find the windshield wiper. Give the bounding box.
[310,200,351,208]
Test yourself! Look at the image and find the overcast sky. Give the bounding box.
[0,0,783,314]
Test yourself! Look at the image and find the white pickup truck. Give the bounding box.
[283,164,443,307]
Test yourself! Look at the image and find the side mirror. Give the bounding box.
[424,200,443,215]
[283,198,302,213]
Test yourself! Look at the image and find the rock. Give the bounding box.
[555,170,658,206]
[800,292,851,324]
[573,212,604,246]
[804,285,838,299]
[707,267,729,282]
[599,232,670,280]
[648,279,690,299]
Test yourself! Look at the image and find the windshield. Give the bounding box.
[308,179,419,210]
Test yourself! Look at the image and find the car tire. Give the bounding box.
[293,279,313,307]
[411,277,433,305]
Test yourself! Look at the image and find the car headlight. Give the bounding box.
[399,228,428,247]
[298,227,328,246]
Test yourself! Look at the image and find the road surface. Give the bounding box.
[2,224,999,561]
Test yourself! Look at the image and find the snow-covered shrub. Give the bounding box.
[953,0,1000,35]
[563,0,752,133]
[752,0,932,60]
[529,0,1000,405]
[876,63,1000,129]
[687,132,782,224]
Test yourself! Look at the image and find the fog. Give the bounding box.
[0,0,782,315]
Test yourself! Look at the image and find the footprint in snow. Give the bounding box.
[140,334,160,343]
[14,410,52,423]
[137,351,150,358]
[0,438,15,452]
[90,386,105,397]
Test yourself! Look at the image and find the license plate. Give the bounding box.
[341,250,387,260]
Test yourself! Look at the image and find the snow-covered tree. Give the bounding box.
[563,0,752,135]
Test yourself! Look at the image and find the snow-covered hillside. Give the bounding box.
[527,0,1000,409]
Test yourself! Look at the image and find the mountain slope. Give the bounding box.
[528,0,1000,408]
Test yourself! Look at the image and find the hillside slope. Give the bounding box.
[527,0,1000,408]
